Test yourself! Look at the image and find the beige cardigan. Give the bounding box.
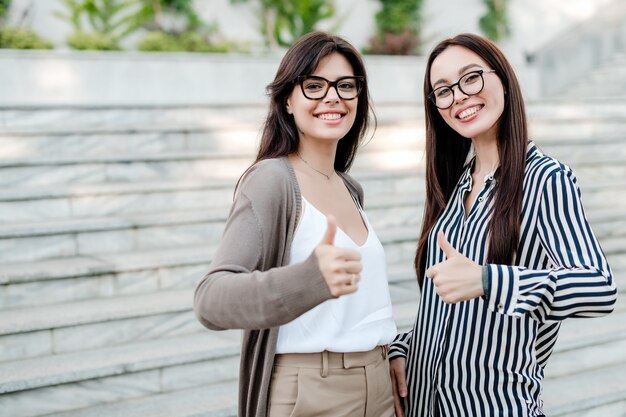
[194,156,364,417]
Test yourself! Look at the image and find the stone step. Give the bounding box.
[537,295,626,379]
[0,149,427,187]
[0,292,420,415]
[0,329,241,394]
[543,361,626,417]
[2,114,626,161]
[0,331,241,417]
[0,214,619,308]
[2,252,621,359]
[2,198,624,263]
[0,240,417,311]
[2,143,626,187]
[0,122,422,161]
[3,291,623,417]
[0,191,428,262]
[0,192,425,286]
[0,290,624,417]
[2,101,626,132]
[525,99,626,119]
[0,267,421,362]
[0,105,267,133]
[2,162,624,222]
[0,103,427,134]
[559,53,626,100]
[46,381,239,417]
[0,245,213,310]
[0,171,426,222]
[0,289,199,361]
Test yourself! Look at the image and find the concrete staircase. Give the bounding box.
[0,99,625,417]
[560,53,626,99]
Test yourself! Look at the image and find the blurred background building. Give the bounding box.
[0,0,625,416]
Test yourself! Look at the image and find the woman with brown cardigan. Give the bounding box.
[194,32,397,417]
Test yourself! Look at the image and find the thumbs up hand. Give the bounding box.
[315,216,362,297]
[425,231,483,304]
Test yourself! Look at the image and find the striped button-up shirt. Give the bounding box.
[390,143,617,417]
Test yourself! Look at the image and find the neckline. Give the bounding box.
[301,196,371,248]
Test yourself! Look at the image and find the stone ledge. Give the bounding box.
[0,207,228,239]
[1,147,625,169]
[0,209,623,282]
[0,289,193,335]
[0,263,423,335]
[45,381,239,417]
[0,197,424,240]
[543,361,626,416]
[0,174,425,203]
[0,244,213,284]
[0,330,240,394]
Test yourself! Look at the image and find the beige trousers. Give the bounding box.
[268,346,395,417]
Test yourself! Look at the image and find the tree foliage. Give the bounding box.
[0,0,10,26]
[479,0,510,42]
[54,0,140,49]
[367,0,423,54]
[55,0,209,50]
[128,0,204,34]
[231,0,335,48]
[0,26,53,49]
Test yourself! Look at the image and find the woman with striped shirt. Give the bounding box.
[389,33,617,417]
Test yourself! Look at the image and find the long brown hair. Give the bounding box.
[415,33,528,287]
[255,31,373,172]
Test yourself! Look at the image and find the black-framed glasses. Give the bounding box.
[428,69,496,109]
[297,75,364,100]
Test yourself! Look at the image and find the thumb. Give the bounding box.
[437,231,457,258]
[321,215,337,246]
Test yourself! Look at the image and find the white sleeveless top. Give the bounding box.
[276,197,397,353]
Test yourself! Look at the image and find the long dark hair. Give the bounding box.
[415,33,528,287]
[255,31,373,172]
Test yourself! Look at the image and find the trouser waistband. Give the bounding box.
[274,346,387,377]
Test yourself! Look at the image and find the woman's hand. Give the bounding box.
[426,231,484,303]
[390,357,407,417]
[315,216,362,297]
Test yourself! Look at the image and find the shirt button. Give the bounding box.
[497,303,504,311]
[478,196,484,202]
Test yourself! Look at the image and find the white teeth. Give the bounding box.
[317,113,342,120]
[458,106,481,119]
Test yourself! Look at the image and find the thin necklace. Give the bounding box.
[296,152,334,180]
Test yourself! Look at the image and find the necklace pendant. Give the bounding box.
[296,152,334,180]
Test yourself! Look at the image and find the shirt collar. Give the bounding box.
[460,141,537,187]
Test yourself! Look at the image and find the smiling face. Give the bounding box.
[286,52,358,146]
[430,45,505,142]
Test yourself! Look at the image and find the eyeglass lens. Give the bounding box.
[431,71,487,109]
[300,76,361,100]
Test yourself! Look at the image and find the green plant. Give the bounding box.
[137,30,179,50]
[231,0,335,48]
[0,0,11,25]
[0,27,53,49]
[479,0,510,41]
[129,0,204,33]
[82,0,139,38]
[67,30,120,50]
[137,30,232,52]
[54,0,85,31]
[367,0,423,55]
[55,0,140,50]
